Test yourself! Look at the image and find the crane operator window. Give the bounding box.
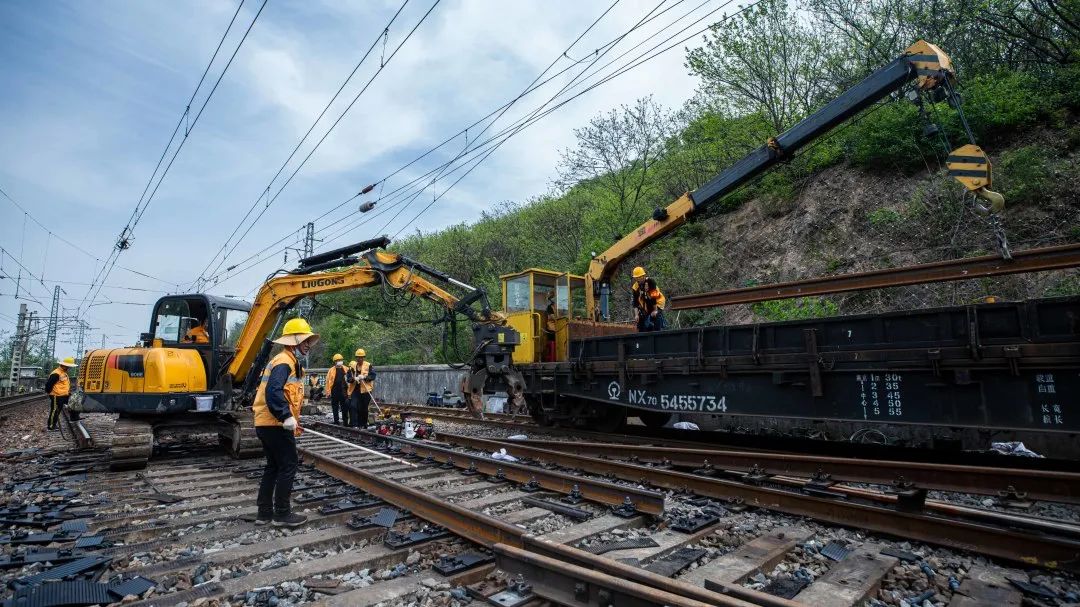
[152,299,191,344]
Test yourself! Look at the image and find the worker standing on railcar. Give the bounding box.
[631,266,666,332]
[347,348,376,428]
[45,357,77,430]
[324,353,347,425]
[252,318,319,528]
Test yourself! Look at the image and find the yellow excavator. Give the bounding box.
[71,236,521,469]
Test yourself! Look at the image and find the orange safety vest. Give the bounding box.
[632,279,666,312]
[352,360,374,394]
[184,325,210,343]
[49,367,70,397]
[252,350,304,434]
[325,365,344,398]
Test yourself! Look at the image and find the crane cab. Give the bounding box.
[500,269,586,364]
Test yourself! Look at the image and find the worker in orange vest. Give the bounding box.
[45,357,77,430]
[324,353,347,425]
[346,348,376,428]
[631,266,667,332]
[251,318,319,527]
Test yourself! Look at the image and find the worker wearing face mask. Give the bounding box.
[251,318,319,528]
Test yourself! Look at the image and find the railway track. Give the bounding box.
[1,414,1076,607]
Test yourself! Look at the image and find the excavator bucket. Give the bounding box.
[947,144,1005,214]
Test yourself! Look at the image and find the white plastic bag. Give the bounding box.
[991,441,1042,457]
[507,434,529,441]
[491,448,518,462]
[673,421,700,431]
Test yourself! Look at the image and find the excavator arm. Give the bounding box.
[585,40,1003,320]
[227,236,506,397]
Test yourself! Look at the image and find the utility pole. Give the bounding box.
[75,321,87,364]
[299,222,317,318]
[45,286,60,362]
[102,334,106,348]
[6,304,28,395]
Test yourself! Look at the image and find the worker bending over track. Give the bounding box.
[252,318,319,527]
[324,353,348,425]
[631,266,666,332]
[45,357,77,430]
[347,348,376,428]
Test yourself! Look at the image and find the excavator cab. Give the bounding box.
[500,269,586,364]
[143,295,251,393]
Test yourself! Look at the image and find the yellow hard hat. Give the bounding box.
[332,353,343,362]
[273,318,319,346]
[355,348,366,357]
[59,357,76,368]
[632,266,646,278]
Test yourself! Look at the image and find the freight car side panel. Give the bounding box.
[550,368,1078,432]
[527,296,1080,434]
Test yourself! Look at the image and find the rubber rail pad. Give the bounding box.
[821,540,852,562]
[59,520,88,533]
[73,536,104,550]
[0,550,87,569]
[433,552,494,575]
[762,577,810,599]
[583,537,660,555]
[6,580,114,607]
[108,575,157,598]
[643,547,707,577]
[11,555,112,589]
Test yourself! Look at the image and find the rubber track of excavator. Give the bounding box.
[109,417,154,471]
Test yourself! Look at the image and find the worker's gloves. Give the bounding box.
[283,417,298,431]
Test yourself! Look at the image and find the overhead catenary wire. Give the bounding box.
[222,0,700,261]
[190,0,416,290]
[308,0,739,249]
[199,0,722,289]
[191,0,441,291]
[77,0,267,318]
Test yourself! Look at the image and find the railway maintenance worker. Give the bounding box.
[324,353,348,425]
[347,348,376,428]
[45,357,77,431]
[183,318,210,343]
[252,318,319,528]
[631,266,667,332]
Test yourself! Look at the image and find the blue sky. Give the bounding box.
[0,0,718,356]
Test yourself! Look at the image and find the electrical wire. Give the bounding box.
[192,0,442,290]
[191,0,416,289]
[78,0,267,317]
[199,0,718,288]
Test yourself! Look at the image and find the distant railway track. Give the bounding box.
[0,391,46,412]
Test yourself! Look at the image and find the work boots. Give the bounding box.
[272,512,307,528]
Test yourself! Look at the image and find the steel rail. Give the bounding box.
[307,421,666,515]
[434,432,1080,571]
[671,242,1080,309]
[500,437,1080,504]
[297,430,769,606]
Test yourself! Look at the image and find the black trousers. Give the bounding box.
[636,310,666,332]
[48,395,68,430]
[349,391,370,428]
[255,426,298,516]
[330,393,347,424]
